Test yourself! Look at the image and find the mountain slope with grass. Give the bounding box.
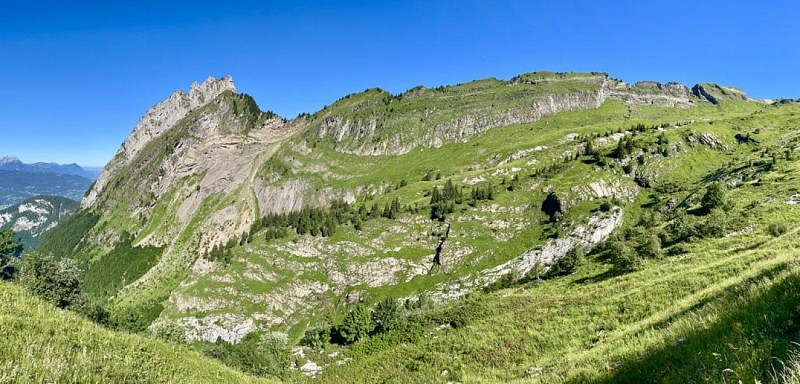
[37,70,800,381]
[0,281,275,383]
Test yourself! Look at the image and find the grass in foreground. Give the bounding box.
[0,282,275,383]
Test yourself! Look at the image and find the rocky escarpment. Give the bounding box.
[606,80,694,108]
[83,77,236,208]
[311,74,608,156]
[691,83,749,104]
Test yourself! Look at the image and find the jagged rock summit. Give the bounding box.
[83,76,236,207]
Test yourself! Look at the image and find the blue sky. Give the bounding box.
[1,1,798,166]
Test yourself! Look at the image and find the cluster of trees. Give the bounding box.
[252,200,355,242]
[302,296,420,348]
[14,251,109,324]
[429,180,463,221]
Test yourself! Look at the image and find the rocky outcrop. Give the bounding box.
[312,76,607,156]
[0,196,77,248]
[83,77,236,208]
[691,83,749,104]
[431,208,624,301]
[606,80,693,108]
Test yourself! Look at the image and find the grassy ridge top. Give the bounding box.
[0,282,275,383]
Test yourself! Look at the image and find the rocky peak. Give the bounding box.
[83,76,236,208]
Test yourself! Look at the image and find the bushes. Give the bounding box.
[608,241,640,272]
[202,332,290,379]
[19,251,83,309]
[545,246,584,278]
[372,298,403,334]
[335,304,374,344]
[0,228,23,279]
[769,222,789,237]
[701,182,726,213]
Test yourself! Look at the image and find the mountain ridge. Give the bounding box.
[0,156,98,180]
[43,69,782,351]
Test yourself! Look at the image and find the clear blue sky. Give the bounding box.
[1,1,798,167]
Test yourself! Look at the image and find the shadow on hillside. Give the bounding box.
[584,264,800,384]
[573,268,625,285]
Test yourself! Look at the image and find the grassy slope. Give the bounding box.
[0,282,275,383]
[292,101,800,383]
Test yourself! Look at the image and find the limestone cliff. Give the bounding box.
[83,77,236,208]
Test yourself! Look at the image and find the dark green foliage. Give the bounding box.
[301,324,332,349]
[82,233,163,299]
[0,228,22,278]
[599,201,613,212]
[428,180,464,221]
[253,199,353,240]
[37,209,99,260]
[607,241,640,272]
[768,222,788,237]
[381,197,402,219]
[545,246,584,278]
[613,136,635,159]
[336,304,374,344]
[701,182,726,213]
[202,332,290,379]
[584,138,596,156]
[372,298,403,334]
[469,182,494,205]
[636,234,662,259]
[110,302,165,332]
[19,251,83,309]
[483,269,520,292]
[541,192,564,223]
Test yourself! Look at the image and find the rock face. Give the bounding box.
[83,77,236,208]
[606,80,694,108]
[311,75,608,156]
[691,83,749,104]
[431,208,625,301]
[0,196,78,248]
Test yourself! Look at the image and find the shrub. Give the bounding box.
[301,324,331,349]
[203,332,290,379]
[608,241,640,272]
[337,304,373,344]
[769,222,789,237]
[0,229,23,275]
[372,298,403,334]
[599,201,613,212]
[545,246,585,278]
[19,251,83,309]
[636,234,662,259]
[699,209,728,238]
[701,182,726,213]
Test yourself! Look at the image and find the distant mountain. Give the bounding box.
[0,156,98,180]
[0,195,77,249]
[0,170,92,206]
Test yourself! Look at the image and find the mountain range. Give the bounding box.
[10,71,800,382]
[0,156,99,180]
